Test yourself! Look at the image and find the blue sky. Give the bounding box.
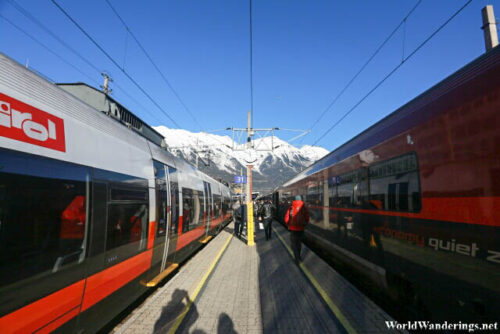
[0,0,496,151]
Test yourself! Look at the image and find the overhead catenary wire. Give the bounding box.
[50,0,182,128]
[4,0,166,126]
[104,0,204,132]
[312,0,472,147]
[303,0,422,144]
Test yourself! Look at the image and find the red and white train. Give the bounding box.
[0,53,232,333]
[275,46,500,322]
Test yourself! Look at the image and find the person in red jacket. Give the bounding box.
[284,195,309,264]
[60,195,86,241]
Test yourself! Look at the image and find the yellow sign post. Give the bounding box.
[246,165,255,246]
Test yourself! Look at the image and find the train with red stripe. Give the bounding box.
[0,53,232,333]
[274,46,500,322]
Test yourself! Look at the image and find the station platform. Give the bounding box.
[113,221,401,334]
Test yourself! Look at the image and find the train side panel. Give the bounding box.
[0,53,232,333]
[276,46,500,322]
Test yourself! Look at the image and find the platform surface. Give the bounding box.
[113,221,400,334]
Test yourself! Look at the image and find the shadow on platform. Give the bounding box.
[153,289,202,334]
[217,312,237,334]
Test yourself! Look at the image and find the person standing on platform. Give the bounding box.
[259,200,275,240]
[253,200,259,220]
[239,201,247,238]
[284,195,309,264]
[232,199,242,238]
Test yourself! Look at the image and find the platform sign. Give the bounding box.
[234,175,247,184]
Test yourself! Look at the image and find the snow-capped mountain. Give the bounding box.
[154,126,328,193]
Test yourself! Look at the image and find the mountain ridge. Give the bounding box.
[154,126,328,193]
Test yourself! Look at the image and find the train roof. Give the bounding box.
[0,52,230,192]
[56,83,232,191]
[281,45,500,188]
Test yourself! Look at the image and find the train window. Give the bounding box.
[388,183,397,210]
[0,149,89,288]
[213,194,221,219]
[222,196,230,216]
[156,190,168,239]
[182,188,201,231]
[337,183,353,208]
[328,177,338,206]
[221,196,226,216]
[338,170,362,208]
[105,184,149,259]
[168,167,180,236]
[306,184,318,206]
[106,203,148,251]
[398,182,409,211]
[154,161,168,239]
[368,153,421,212]
[199,191,205,222]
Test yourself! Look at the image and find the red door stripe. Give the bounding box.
[176,225,205,250]
[178,216,183,236]
[147,221,156,249]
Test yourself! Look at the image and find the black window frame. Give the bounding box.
[95,168,149,266]
[0,149,91,315]
[368,152,422,213]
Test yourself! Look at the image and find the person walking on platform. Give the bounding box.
[259,200,275,240]
[284,195,309,264]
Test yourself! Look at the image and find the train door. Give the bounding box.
[151,161,177,280]
[166,166,180,258]
[203,181,212,234]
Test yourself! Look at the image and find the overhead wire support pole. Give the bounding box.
[249,0,254,129]
[246,110,255,246]
[225,119,310,247]
[482,5,499,51]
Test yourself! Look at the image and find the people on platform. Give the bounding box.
[284,195,309,264]
[233,198,247,238]
[258,199,275,241]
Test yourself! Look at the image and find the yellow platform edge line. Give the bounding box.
[168,233,233,334]
[273,226,358,334]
